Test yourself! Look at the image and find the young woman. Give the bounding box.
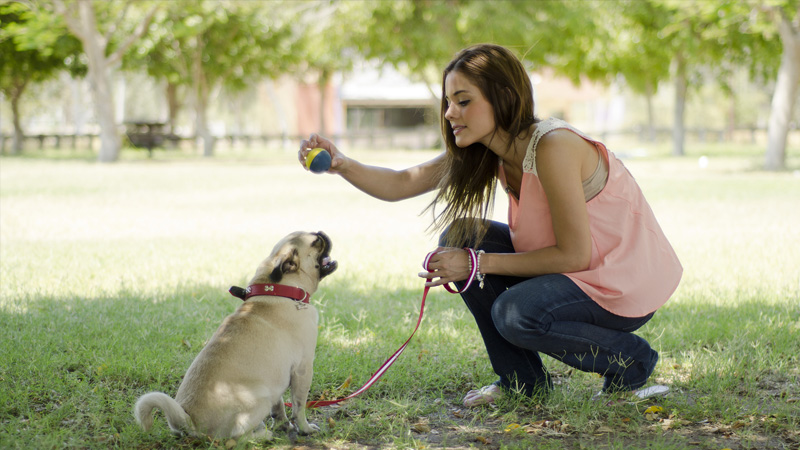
[298,44,682,407]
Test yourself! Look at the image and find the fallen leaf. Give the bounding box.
[336,375,352,391]
[327,417,335,429]
[596,426,614,433]
[225,438,236,449]
[412,423,431,433]
[522,426,537,434]
[475,435,491,445]
[504,423,521,432]
[644,406,663,415]
[661,418,690,430]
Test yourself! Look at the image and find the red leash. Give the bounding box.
[289,249,476,408]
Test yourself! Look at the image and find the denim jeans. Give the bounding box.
[445,221,659,396]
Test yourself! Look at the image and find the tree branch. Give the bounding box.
[106,3,159,67]
[51,0,86,42]
[104,0,133,45]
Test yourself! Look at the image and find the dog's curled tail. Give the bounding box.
[134,392,192,434]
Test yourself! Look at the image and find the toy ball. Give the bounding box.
[305,148,332,173]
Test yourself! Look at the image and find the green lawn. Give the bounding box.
[1,146,798,450]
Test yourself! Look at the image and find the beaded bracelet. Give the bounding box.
[475,250,485,289]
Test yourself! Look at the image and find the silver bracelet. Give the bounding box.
[475,250,485,289]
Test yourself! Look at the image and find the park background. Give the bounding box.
[2,1,799,450]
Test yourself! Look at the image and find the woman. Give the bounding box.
[298,44,682,407]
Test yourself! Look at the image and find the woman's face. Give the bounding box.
[444,71,496,148]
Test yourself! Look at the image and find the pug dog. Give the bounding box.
[134,231,337,440]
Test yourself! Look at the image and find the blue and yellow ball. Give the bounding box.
[305,148,332,173]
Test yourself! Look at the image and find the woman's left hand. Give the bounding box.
[419,247,472,287]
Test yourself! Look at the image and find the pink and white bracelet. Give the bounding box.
[422,248,485,293]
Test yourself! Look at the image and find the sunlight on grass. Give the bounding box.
[1,149,799,449]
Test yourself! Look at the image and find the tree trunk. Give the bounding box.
[196,101,215,157]
[59,0,121,162]
[191,35,215,157]
[645,82,656,142]
[85,54,121,162]
[193,77,214,156]
[54,0,158,162]
[672,55,687,157]
[166,81,180,135]
[318,69,330,134]
[765,12,800,171]
[9,80,27,154]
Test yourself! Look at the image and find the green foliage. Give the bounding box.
[357,0,467,84]
[129,0,301,92]
[294,1,369,79]
[0,2,84,91]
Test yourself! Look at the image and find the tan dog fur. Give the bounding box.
[134,231,337,440]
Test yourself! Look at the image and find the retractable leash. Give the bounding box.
[287,248,481,408]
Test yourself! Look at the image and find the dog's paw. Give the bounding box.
[250,422,273,441]
[298,422,320,435]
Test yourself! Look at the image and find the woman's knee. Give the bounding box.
[491,294,548,346]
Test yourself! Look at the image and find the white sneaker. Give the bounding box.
[592,384,670,404]
[463,384,504,407]
[634,384,670,399]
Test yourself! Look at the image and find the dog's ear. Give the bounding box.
[269,249,299,283]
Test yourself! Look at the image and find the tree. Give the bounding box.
[294,1,369,134]
[0,1,83,154]
[610,1,674,141]
[666,0,797,169]
[638,1,729,156]
[50,0,158,162]
[129,1,301,157]
[358,0,466,89]
[763,2,800,171]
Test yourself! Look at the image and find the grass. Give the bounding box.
[1,142,799,450]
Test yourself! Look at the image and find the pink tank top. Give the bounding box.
[499,118,682,317]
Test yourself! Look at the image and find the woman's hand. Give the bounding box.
[298,134,347,174]
[419,247,472,288]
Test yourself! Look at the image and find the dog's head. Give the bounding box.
[249,231,337,295]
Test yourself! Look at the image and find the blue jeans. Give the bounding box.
[445,221,659,396]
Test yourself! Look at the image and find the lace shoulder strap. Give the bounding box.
[522,118,594,175]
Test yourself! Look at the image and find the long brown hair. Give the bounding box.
[427,44,540,247]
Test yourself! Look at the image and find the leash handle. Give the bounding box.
[422,248,478,293]
[288,248,472,408]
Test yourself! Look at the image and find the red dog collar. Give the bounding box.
[229,284,310,303]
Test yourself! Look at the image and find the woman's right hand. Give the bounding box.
[298,134,347,174]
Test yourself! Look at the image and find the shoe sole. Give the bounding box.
[592,384,670,405]
[634,384,669,399]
